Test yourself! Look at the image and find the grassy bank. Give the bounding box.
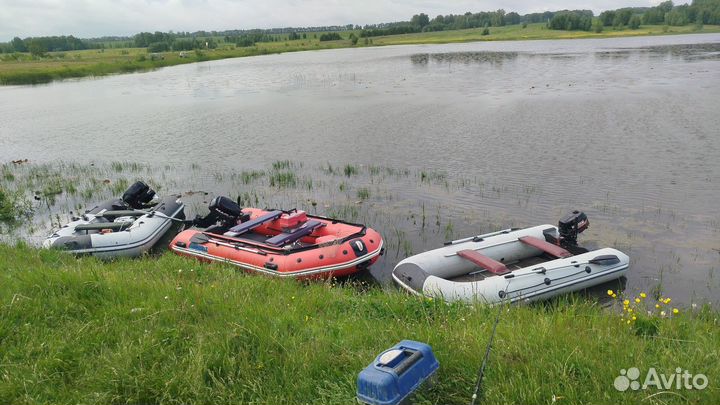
[2,23,719,85]
[0,244,717,404]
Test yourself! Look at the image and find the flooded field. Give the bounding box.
[1,34,719,305]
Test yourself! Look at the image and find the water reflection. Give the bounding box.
[412,42,720,67]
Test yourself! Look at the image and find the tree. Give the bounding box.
[349,33,358,45]
[613,9,633,27]
[505,11,521,25]
[491,9,506,26]
[10,37,26,52]
[658,1,674,13]
[599,11,616,26]
[592,18,604,32]
[27,39,47,57]
[665,9,689,25]
[548,11,593,31]
[319,32,342,41]
[411,13,430,28]
[643,7,666,24]
[629,15,642,29]
[147,42,169,52]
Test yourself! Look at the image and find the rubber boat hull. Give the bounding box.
[170,208,384,279]
[43,196,185,259]
[392,225,629,304]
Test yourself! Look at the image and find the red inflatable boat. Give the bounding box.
[170,197,384,279]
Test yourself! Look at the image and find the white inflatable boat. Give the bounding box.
[43,181,186,259]
[392,211,629,304]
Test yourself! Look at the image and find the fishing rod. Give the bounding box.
[470,280,511,405]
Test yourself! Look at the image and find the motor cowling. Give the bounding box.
[193,196,244,229]
[558,210,589,246]
[208,196,242,221]
[122,181,156,209]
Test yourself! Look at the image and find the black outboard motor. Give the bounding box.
[558,210,589,247]
[193,196,245,231]
[122,181,157,209]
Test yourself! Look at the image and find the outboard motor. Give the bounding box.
[193,196,245,231]
[122,181,157,209]
[558,210,589,246]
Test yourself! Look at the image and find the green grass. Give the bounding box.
[0,244,718,404]
[2,23,719,85]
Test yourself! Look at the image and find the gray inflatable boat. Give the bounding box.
[43,181,186,259]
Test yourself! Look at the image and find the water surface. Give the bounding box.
[2,33,719,305]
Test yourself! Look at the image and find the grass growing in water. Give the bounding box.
[0,244,717,404]
[343,164,358,177]
[269,171,297,188]
[357,187,370,200]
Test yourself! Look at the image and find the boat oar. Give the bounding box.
[444,229,514,246]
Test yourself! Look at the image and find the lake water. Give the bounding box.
[2,33,719,305]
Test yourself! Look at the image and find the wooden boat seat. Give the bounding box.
[457,250,510,275]
[266,220,325,247]
[518,236,572,258]
[224,210,283,237]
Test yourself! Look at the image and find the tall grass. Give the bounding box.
[0,244,717,405]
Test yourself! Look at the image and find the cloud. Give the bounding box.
[0,0,661,41]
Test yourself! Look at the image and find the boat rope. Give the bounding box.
[470,280,511,405]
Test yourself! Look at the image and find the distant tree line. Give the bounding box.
[0,35,99,55]
[133,31,218,52]
[2,0,719,53]
[555,0,720,32]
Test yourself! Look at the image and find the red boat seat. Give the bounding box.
[457,250,510,275]
[266,220,325,247]
[224,210,283,237]
[518,236,572,258]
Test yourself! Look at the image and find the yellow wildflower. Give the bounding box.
[655,304,660,309]
[632,316,637,321]
[635,298,641,303]
[628,308,633,313]
[612,293,617,298]
[623,299,630,306]
[626,320,631,324]
[640,292,647,298]
[607,290,614,296]
[673,308,679,314]
[664,298,671,304]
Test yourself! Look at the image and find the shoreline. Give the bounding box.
[1,23,719,86]
[0,243,717,404]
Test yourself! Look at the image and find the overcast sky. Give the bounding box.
[1,0,665,41]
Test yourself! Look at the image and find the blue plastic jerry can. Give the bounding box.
[356,340,439,405]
